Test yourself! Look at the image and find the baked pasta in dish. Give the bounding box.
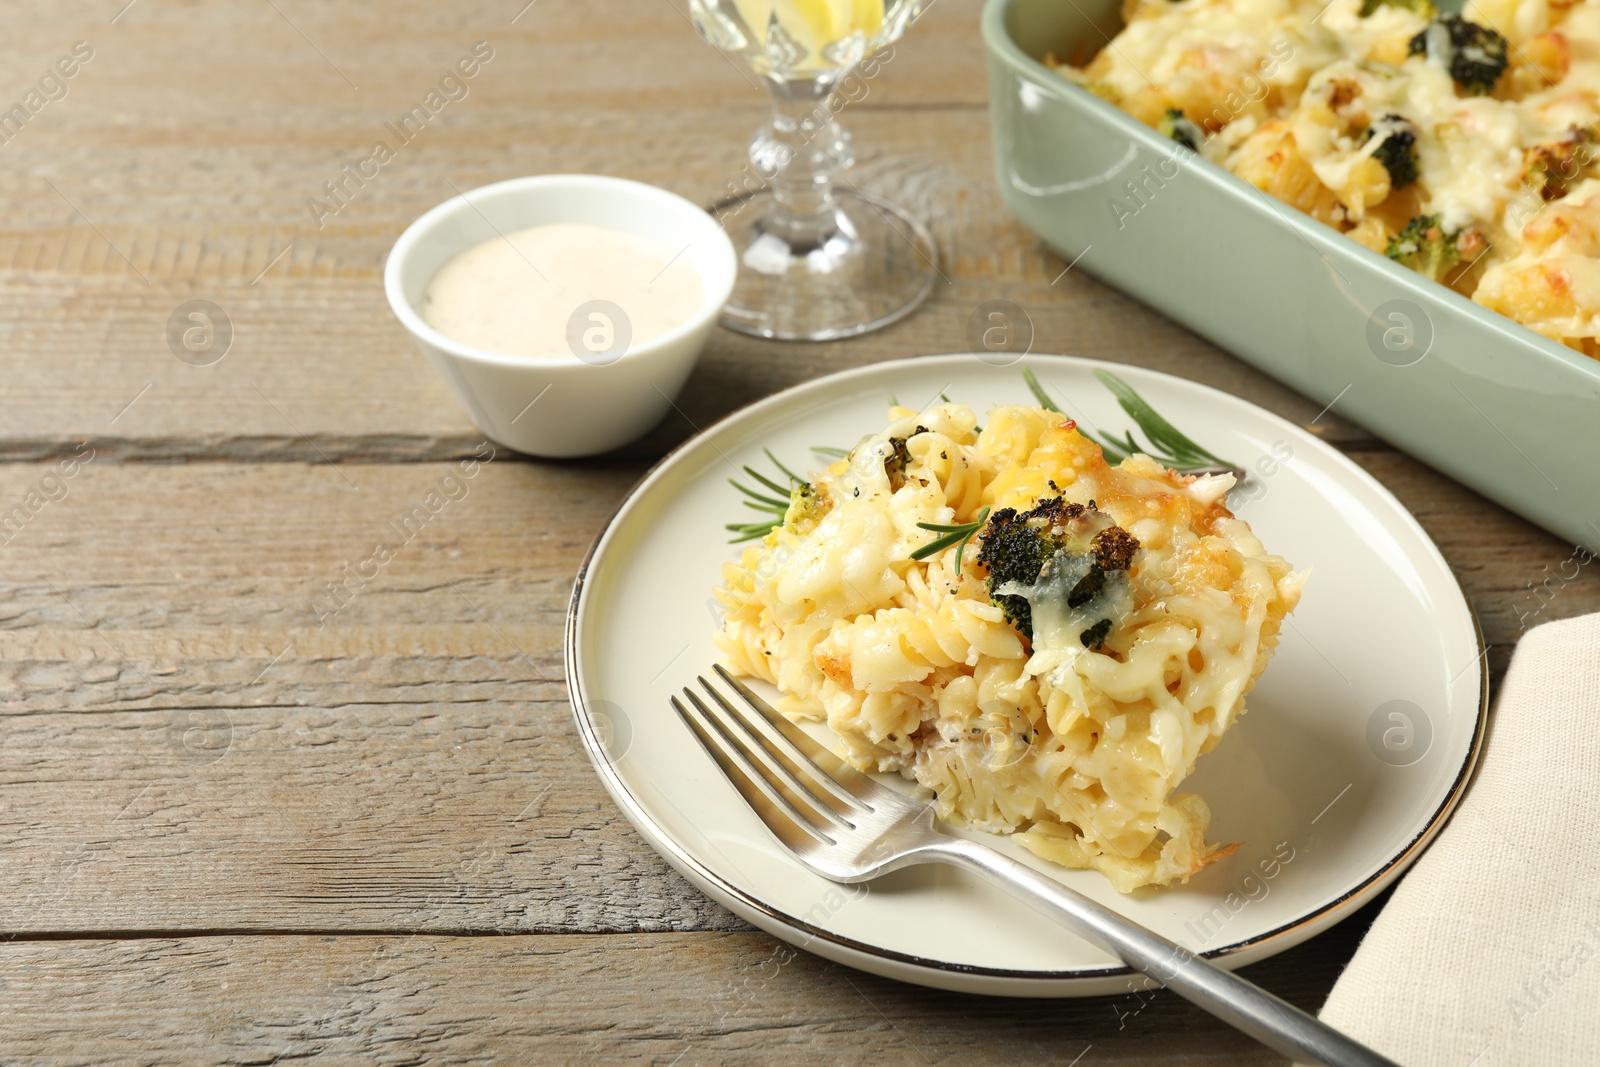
[713,402,1305,892]
[1052,0,1600,356]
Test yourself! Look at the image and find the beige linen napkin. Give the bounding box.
[1298,611,1600,1067]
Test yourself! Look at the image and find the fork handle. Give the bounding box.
[936,837,1398,1067]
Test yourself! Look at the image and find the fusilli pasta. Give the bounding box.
[1054,0,1600,355]
[714,401,1305,892]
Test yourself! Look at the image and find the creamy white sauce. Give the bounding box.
[422,222,703,359]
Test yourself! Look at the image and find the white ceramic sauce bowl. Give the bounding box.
[385,174,737,458]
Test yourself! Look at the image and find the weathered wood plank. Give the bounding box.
[0,1,1589,1060]
[0,263,1377,463]
[0,918,1382,1065]
[0,0,991,116]
[2,454,1588,706]
[0,700,749,935]
[0,459,748,933]
[0,457,1591,937]
[0,0,1375,459]
[0,434,1576,668]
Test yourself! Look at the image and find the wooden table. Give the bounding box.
[3,0,1596,1061]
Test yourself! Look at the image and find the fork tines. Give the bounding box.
[672,668,888,852]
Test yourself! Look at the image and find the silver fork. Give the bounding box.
[672,666,1399,1067]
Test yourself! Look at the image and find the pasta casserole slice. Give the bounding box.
[1050,0,1600,355]
[714,400,1305,892]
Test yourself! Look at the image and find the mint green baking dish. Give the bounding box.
[983,0,1600,553]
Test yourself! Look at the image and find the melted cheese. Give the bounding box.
[1054,0,1600,353]
[714,403,1305,893]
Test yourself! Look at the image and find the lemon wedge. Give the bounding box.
[732,0,775,43]
[738,0,884,54]
[849,0,885,36]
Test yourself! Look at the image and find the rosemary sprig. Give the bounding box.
[764,449,805,484]
[730,369,1236,548]
[1023,366,1061,412]
[910,506,991,571]
[1090,369,1238,473]
[1022,367,1239,475]
[725,448,804,543]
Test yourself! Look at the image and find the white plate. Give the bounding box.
[565,354,1487,996]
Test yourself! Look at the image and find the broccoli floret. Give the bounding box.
[884,436,912,490]
[975,500,1068,638]
[1359,0,1435,17]
[1079,618,1113,650]
[781,481,829,535]
[1157,107,1203,152]
[1365,115,1419,189]
[1385,215,1468,281]
[1408,15,1508,96]
[1523,129,1596,201]
[973,497,1139,647]
[882,426,928,491]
